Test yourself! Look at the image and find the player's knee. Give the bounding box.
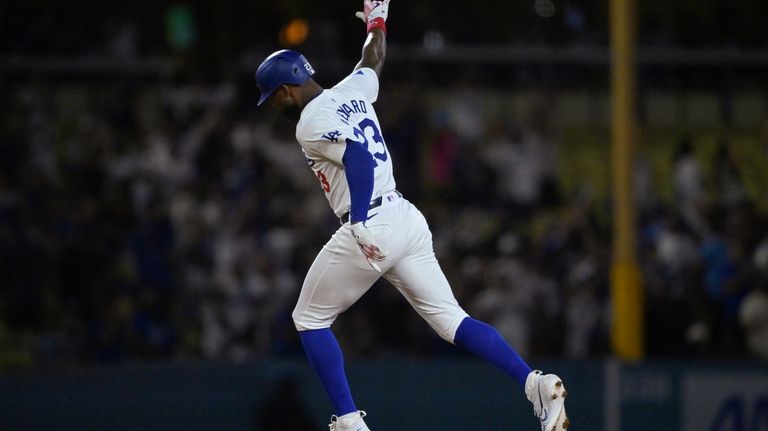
[435,327,455,343]
[291,308,308,331]
[292,307,335,331]
[426,310,469,344]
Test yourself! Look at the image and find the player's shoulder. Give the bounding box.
[339,67,377,82]
[296,96,341,141]
[332,67,377,88]
[331,67,379,100]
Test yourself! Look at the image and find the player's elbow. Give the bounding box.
[360,51,385,74]
[364,49,385,75]
[373,41,386,69]
[371,42,386,64]
[360,30,386,74]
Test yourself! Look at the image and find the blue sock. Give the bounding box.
[299,328,357,416]
[453,317,533,387]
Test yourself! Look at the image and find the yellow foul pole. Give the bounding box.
[610,0,643,359]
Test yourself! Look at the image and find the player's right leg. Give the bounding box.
[383,200,569,430]
[328,410,370,431]
[381,201,532,382]
[385,257,570,430]
[525,370,570,431]
[292,225,383,429]
[454,319,570,430]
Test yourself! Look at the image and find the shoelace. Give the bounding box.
[527,371,545,418]
[328,411,367,430]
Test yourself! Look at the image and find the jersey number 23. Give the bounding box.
[347,118,388,166]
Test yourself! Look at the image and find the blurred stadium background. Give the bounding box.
[1,0,767,430]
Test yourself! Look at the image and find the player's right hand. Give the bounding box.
[355,0,390,24]
[350,222,387,272]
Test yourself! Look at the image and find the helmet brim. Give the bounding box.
[257,91,272,106]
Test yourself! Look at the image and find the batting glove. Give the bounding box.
[350,222,387,272]
[355,0,389,33]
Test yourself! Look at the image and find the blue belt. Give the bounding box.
[340,190,402,224]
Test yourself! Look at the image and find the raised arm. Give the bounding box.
[353,0,389,76]
[355,29,386,76]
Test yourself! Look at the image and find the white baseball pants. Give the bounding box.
[292,194,469,342]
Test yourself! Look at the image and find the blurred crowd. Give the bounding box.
[1,0,768,372]
[1,70,767,372]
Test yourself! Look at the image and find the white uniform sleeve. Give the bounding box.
[332,68,379,103]
[296,117,355,165]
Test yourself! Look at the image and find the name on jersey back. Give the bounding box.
[335,99,368,126]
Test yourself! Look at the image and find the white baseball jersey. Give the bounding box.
[295,67,396,219]
[291,67,468,342]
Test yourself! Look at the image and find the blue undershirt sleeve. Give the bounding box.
[342,140,375,223]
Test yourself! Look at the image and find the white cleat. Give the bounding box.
[328,410,371,431]
[525,370,570,431]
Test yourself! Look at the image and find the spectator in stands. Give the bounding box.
[739,239,768,360]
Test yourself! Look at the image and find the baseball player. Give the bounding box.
[255,1,569,430]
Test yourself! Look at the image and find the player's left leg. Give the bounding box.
[292,224,389,428]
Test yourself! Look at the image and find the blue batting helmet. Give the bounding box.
[255,49,315,106]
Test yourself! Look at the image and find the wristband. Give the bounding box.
[367,17,387,34]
